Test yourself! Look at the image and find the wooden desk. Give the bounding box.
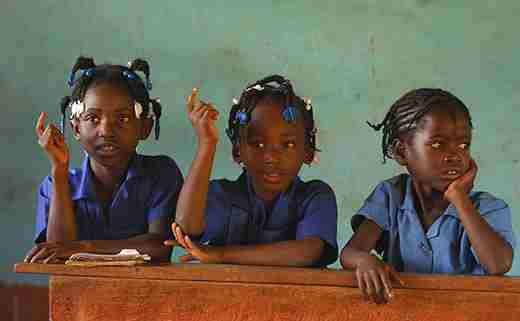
[15,263,520,321]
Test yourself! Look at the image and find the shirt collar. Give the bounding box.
[400,174,459,218]
[71,153,143,200]
[229,171,301,210]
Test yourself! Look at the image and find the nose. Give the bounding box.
[98,117,115,138]
[263,144,282,164]
[443,148,462,164]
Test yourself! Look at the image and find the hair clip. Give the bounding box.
[81,68,94,77]
[145,78,152,91]
[70,100,85,118]
[134,102,144,119]
[305,98,312,111]
[122,70,136,80]
[282,105,298,123]
[246,84,264,92]
[235,110,248,125]
[232,97,239,105]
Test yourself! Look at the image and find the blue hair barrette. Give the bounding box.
[67,68,95,88]
[235,110,248,125]
[146,78,152,91]
[282,105,298,123]
[122,70,136,80]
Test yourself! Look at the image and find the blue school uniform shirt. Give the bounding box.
[199,172,338,266]
[352,173,516,274]
[34,154,183,243]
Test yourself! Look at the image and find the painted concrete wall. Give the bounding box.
[1,0,519,283]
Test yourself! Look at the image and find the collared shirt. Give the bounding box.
[200,172,338,266]
[352,173,516,274]
[35,154,183,242]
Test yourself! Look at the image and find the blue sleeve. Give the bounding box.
[469,194,516,273]
[295,182,338,266]
[34,176,51,243]
[353,181,392,232]
[147,157,184,225]
[199,181,230,246]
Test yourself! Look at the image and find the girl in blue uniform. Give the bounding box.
[341,88,515,303]
[166,75,338,267]
[25,57,183,263]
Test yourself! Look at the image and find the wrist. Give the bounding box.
[51,166,69,179]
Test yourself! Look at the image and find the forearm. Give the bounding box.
[175,143,217,236]
[47,167,78,242]
[454,196,513,274]
[217,237,325,267]
[76,233,172,262]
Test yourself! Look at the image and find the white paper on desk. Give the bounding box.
[67,249,151,262]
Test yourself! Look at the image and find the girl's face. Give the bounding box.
[237,102,311,202]
[72,83,150,170]
[399,108,472,192]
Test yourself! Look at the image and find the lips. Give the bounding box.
[261,170,287,184]
[441,168,463,179]
[96,142,120,156]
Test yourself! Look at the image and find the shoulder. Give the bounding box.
[469,191,510,216]
[293,178,336,201]
[364,174,409,202]
[137,154,183,179]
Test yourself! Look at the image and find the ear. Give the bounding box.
[392,138,408,166]
[303,146,314,165]
[70,119,81,140]
[139,118,153,140]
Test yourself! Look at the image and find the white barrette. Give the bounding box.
[232,97,239,105]
[305,98,312,111]
[246,84,264,92]
[134,101,144,119]
[70,100,85,118]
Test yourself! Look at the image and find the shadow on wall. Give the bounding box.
[0,282,48,321]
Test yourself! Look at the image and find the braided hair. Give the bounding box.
[367,88,473,163]
[226,75,318,160]
[60,56,163,139]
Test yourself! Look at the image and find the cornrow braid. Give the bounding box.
[226,75,318,159]
[368,88,473,163]
[60,56,164,139]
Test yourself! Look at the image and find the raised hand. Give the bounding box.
[355,254,403,304]
[170,223,223,264]
[186,88,219,145]
[36,112,70,171]
[444,158,478,203]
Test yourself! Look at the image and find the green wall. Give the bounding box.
[1,0,519,283]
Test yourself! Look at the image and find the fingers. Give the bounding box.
[356,269,369,301]
[186,88,199,113]
[163,239,179,247]
[24,244,43,263]
[29,246,53,264]
[35,112,47,138]
[387,264,405,286]
[179,254,196,263]
[172,223,189,249]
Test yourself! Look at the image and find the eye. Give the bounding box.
[256,142,265,148]
[431,142,441,149]
[459,143,470,150]
[119,115,131,123]
[83,114,100,124]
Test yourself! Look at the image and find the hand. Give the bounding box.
[186,88,219,145]
[355,254,403,304]
[36,112,70,171]
[171,223,223,264]
[24,241,90,264]
[444,158,478,203]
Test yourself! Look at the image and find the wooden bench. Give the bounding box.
[14,263,520,321]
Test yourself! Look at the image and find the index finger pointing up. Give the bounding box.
[35,112,47,138]
[186,88,199,113]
